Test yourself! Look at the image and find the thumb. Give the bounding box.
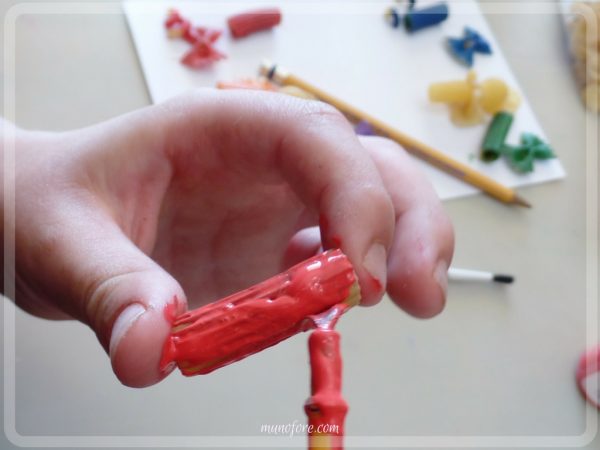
[19,198,186,388]
[98,266,187,388]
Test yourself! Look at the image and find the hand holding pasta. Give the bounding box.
[2,90,454,387]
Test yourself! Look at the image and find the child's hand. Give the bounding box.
[7,90,453,387]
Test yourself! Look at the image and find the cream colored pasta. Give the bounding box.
[568,1,600,112]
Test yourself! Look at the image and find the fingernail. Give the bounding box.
[434,260,449,297]
[109,303,146,357]
[363,243,387,294]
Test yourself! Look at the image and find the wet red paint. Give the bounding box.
[319,214,330,235]
[162,296,181,323]
[159,297,183,373]
[369,274,383,292]
[160,249,358,376]
[310,303,350,331]
[319,214,344,249]
[330,235,343,249]
[305,329,347,450]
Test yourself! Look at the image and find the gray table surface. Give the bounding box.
[1,0,598,449]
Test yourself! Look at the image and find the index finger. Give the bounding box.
[154,89,396,304]
[359,136,454,317]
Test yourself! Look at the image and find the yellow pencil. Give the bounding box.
[260,60,531,208]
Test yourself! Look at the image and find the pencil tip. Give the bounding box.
[513,195,531,208]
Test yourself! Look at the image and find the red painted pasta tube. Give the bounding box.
[227,8,282,39]
[305,329,347,450]
[161,249,360,376]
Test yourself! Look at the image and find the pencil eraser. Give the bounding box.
[576,345,600,408]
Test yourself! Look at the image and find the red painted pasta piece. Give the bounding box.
[164,9,182,28]
[181,41,226,69]
[164,9,191,39]
[161,249,360,376]
[165,8,225,69]
[165,9,183,28]
[305,329,347,450]
[182,26,222,45]
[227,8,282,39]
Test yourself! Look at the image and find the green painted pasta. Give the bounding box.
[481,111,513,162]
[505,133,555,173]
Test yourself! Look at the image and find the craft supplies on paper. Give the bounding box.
[481,112,555,173]
[124,0,566,201]
[163,7,282,68]
[262,60,531,207]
